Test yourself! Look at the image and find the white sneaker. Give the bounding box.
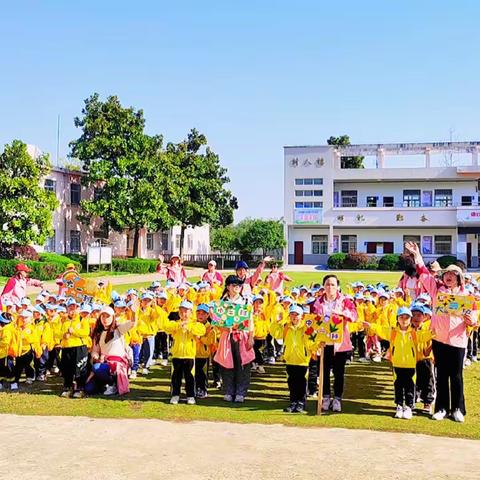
[129,371,137,379]
[394,405,404,419]
[150,359,156,366]
[332,398,342,412]
[321,396,331,412]
[104,385,118,396]
[358,357,369,363]
[403,406,413,420]
[186,397,196,405]
[26,377,34,385]
[234,395,245,403]
[372,355,381,363]
[10,382,18,391]
[452,409,465,423]
[464,358,472,367]
[160,359,168,366]
[72,390,85,399]
[257,365,265,374]
[0,383,3,391]
[251,363,257,372]
[52,366,60,374]
[432,409,447,421]
[170,395,180,405]
[224,394,233,402]
[472,355,478,362]
[142,368,149,375]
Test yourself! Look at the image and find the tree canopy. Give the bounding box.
[0,140,58,256]
[327,135,364,168]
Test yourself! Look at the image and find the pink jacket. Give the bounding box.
[239,263,265,296]
[266,272,291,294]
[0,275,42,306]
[311,293,358,353]
[202,270,223,285]
[416,262,475,348]
[157,264,187,287]
[214,330,255,369]
[397,273,426,300]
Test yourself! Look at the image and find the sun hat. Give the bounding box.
[397,306,412,318]
[289,305,304,315]
[179,300,194,310]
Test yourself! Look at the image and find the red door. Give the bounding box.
[467,242,472,268]
[294,241,304,264]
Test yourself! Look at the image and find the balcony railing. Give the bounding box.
[334,201,478,208]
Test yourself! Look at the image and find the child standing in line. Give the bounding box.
[164,300,206,405]
[33,305,52,381]
[270,305,315,413]
[364,306,432,420]
[194,304,215,398]
[252,295,268,374]
[0,313,15,390]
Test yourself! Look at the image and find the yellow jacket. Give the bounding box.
[253,311,269,339]
[374,303,397,327]
[196,324,216,358]
[60,315,91,348]
[136,306,158,337]
[164,319,206,359]
[35,320,54,352]
[165,294,182,314]
[270,320,315,366]
[415,320,433,361]
[13,323,40,357]
[0,323,16,358]
[154,305,168,333]
[370,324,432,368]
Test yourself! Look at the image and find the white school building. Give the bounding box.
[284,141,480,267]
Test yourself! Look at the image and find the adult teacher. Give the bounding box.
[405,241,477,423]
[0,263,43,307]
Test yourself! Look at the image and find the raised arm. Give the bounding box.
[404,241,438,299]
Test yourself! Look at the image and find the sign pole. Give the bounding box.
[316,343,325,415]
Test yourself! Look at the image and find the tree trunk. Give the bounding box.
[132,227,140,258]
[179,225,185,257]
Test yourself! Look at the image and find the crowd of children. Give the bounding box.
[0,251,478,423]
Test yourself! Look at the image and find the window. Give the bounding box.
[383,196,394,207]
[295,190,304,197]
[341,235,357,253]
[403,235,421,249]
[295,178,322,186]
[312,235,328,255]
[314,202,323,208]
[147,233,154,250]
[70,231,81,253]
[367,196,377,207]
[435,235,452,255]
[304,190,313,197]
[295,202,304,208]
[383,242,394,254]
[94,228,108,239]
[296,201,323,208]
[44,179,56,193]
[70,183,81,206]
[44,231,55,252]
[366,242,377,254]
[313,190,323,196]
[313,178,323,185]
[403,189,421,207]
[462,196,473,206]
[304,178,313,185]
[341,191,357,207]
[187,234,193,250]
[161,232,169,251]
[295,179,304,185]
[434,189,453,207]
[175,234,181,250]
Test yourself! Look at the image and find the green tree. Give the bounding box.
[70,94,176,257]
[210,225,236,253]
[327,135,364,168]
[0,140,58,256]
[166,129,238,256]
[235,218,286,256]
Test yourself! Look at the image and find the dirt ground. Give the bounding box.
[1,415,479,480]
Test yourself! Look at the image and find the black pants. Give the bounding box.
[195,357,208,393]
[286,365,307,403]
[171,358,195,397]
[253,339,265,365]
[34,348,49,377]
[432,340,466,414]
[61,346,88,390]
[393,367,415,407]
[323,346,350,399]
[211,359,221,383]
[352,332,366,358]
[47,347,61,372]
[416,359,435,404]
[14,350,35,383]
[307,357,319,395]
[467,331,478,359]
[0,356,14,382]
[154,332,169,360]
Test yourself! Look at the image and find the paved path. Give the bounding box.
[1,415,479,480]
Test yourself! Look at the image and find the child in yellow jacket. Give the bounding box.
[164,299,206,405]
[12,309,39,390]
[33,305,53,381]
[0,313,15,389]
[252,295,269,374]
[364,306,432,420]
[154,292,169,367]
[270,304,317,413]
[137,293,159,375]
[194,303,216,398]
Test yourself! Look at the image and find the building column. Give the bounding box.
[283,221,289,266]
[376,148,385,168]
[472,147,479,166]
[425,147,431,168]
[456,231,467,265]
[328,224,334,254]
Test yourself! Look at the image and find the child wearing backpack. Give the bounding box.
[364,306,432,420]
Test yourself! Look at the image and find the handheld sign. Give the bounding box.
[211,301,252,330]
[304,313,344,344]
[435,293,475,316]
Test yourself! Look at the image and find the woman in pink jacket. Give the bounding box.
[156,255,187,287]
[265,264,292,294]
[0,263,43,307]
[311,274,358,413]
[405,241,477,423]
[213,275,255,403]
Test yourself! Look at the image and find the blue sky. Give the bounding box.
[1,1,479,220]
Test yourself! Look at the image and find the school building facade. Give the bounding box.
[284,141,480,268]
[28,146,210,259]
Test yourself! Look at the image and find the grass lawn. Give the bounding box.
[1,359,479,439]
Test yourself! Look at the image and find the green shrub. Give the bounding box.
[327,253,347,269]
[343,252,371,270]
[112,258,158,274]
[0,257,81,281]
[436,255,457,269]
[378,254,402,271]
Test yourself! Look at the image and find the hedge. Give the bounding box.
[327,253,347,269]
[112,258,159,274]
[378,254,402,271]
[0,257,82,281]
[436,255,458,269]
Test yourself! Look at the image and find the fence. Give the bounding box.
[163,253,283,269]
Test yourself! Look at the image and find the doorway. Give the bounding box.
[294,241,304,264]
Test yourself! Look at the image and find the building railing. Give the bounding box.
[334,202,479,209]
[163,253,283,269]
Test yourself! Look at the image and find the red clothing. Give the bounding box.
[0,274,42,306]
[156,264,187,287]
[266,271,291,294]
[202,270,223,286]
